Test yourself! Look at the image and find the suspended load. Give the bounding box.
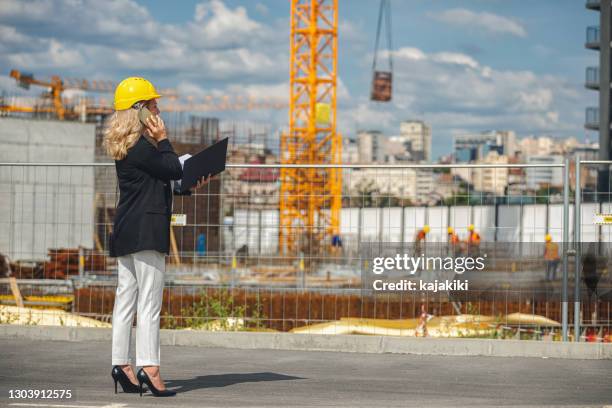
[371,71,392,102]
[370,0,393,102]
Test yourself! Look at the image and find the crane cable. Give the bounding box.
[372,0,393,74]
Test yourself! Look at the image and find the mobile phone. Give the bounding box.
[138,106,155,127]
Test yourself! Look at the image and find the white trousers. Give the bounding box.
[111,250,165,367]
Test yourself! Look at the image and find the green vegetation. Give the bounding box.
[163,288,266,331]
[0,308,18,325]
[535,186,563,204]
[442,193,470,206]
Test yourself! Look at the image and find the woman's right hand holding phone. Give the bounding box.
[145,115,167,142]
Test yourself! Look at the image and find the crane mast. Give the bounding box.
[279,0,342,258]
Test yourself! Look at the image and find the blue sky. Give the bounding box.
[0,0,598,159]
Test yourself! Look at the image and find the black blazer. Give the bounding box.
[109,136,184,258]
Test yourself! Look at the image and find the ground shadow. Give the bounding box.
[165,372,306,393]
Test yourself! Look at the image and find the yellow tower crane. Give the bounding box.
[279,0,342,257]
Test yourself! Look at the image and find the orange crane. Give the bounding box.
[2,69,287,119]
[278,0,392,257]
[279,0,342,257]
[6,69,117,120]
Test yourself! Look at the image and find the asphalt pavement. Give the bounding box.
[0,337,611,407]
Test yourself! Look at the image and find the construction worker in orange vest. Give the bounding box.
[447,226,461,255]
[414,225,430,254]
[447,227,460,244]
[415,225,430,242]
[466,224,481,244]
[465,224,481,255]
[544,233,560,281]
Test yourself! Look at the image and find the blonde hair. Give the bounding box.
[102,108,144,160]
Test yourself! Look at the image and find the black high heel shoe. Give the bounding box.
[111,365,140,394]
[137,368,176,397]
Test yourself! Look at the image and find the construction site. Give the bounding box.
[1,0,612,345]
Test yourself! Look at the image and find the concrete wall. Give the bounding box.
[0,118,96,260]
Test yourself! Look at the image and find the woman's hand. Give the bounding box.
[192,173,212,191]
[145,115,167,142]
[195,174,212,189]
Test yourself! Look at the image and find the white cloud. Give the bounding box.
[385,46,564,116]
[341,103,395,132]
[339,19,366,43]
[392,47,426,61]
[190,0,264,48]
[432,8,527,38]
[0,0,57,23]
[0,0,286,83]
[7,39,85,69]
[346,45,585,157]
[0,24,34,50]
[514,88,553,112]
[0,0,155,46]
[255,3,269,16]
[176,81,217,97]
[227,82,288,100]
[431,52,479,69]
[176,80,288,100]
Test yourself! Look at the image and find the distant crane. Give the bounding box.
[6,69,116,120]
[1,69,287,120]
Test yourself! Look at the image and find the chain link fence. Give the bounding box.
[0,162,610,341]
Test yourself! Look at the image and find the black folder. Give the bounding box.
[179,137,228,193]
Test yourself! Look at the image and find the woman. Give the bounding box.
[103,77,208,397]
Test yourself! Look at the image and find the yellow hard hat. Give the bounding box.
[423,225,430,233]
[447,227,454,234]
[545,234,552,242]
[114,77,161,110]
[468,224,475,231]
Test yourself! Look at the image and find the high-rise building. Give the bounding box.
[472,152,509,195]
[526,155,564,190]
[571,143,599,161]
[342,137,360,164]
[357,130,383,163]
[454,131,516,163]
[517,136,596,159]
[348,168,434,204]
[399,120,431,162]
[585,0,611,191]
[385,136,410,162]
[518,136,556,157]
[452,151,509,195]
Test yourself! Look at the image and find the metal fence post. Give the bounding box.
[574,156,581,342]
[561,158,570,341]
[258,209,262,256]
